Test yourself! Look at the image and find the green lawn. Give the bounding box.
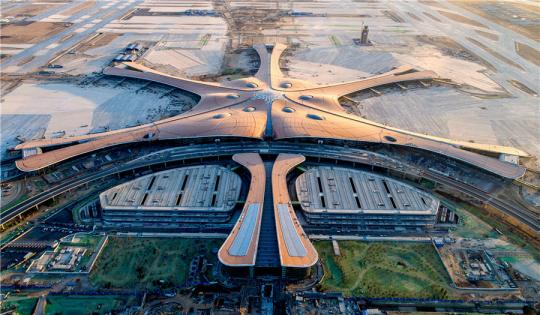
[452,202,540,260]
[45,295,136,315]
[451,206,499,239]
[0,224,31,247]
[62,233,102,248]
[315,241,453,299]
[1,194,28,213]
[90,237,221,289]
[0,295,37,315]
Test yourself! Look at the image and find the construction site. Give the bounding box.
[2,1,539,162]
[1,1,539,314]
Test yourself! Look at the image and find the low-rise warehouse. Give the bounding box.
[295,167,440,234]
[100,165,242,227]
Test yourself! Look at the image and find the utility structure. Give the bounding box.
[361,25,369,45]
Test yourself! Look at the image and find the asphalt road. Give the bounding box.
[423,171,540,231]
[1,0,142,73]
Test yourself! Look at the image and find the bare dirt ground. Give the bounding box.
[450,0,540,42]
[507,79,538,97]
[61,1,95,17]
[423,12,441,23]
[418,0,447,10]
[0,22,71,45]
[407,12,422,22]
[50,33,124,75]
[515,41,540,67]
[77,33,120,54]
[416,35,497,72]
[213,0,288,49]
[475,30,499,41]
[1,3,57,18]
[436,10,486,28]
[466,37,524,71]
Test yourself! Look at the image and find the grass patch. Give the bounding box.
[62,233,101,248]
[0,224,31,247]
[451,206,499,239]
[199,34,210,47]
[315,241,452,299]
[329,35,341,46]
[45,295,136,315]
[90,237,221,289]
[0,295,37,315]
[70,196,99,224]
[1,195,29,213]
[419,178,436,190]
[454,202,540,261]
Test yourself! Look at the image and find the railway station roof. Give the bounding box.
[296,166,439,215]
[100,165,241,211]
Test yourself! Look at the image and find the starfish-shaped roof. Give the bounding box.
[14,44,527,178]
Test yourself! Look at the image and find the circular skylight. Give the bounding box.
[306,113,324,120]
[384,135,397,142]
[213,113,232,119]
[280,82,292,88]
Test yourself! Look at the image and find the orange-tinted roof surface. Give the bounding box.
[14,43,528,179]
[272,153,318,268]
[218,153,266,267]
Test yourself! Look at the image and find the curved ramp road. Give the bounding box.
[2,142,538,233]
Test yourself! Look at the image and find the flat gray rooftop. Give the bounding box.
[277,204,307,257]
[295,166,439,215]
[228,203,261,257]
[100,165,241,211]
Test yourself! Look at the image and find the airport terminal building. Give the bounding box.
[98,157,442,279]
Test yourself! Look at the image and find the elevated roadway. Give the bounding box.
[2,142,538,233]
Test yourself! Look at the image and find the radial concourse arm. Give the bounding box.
[304,65,438,97]
[15,100,269,172]
[103,62,253,95]
[272,153,318,268]
[218,153,266,266]
[271,100,526,179]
